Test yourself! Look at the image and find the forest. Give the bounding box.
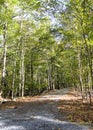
[0,0,93,102]
[0,0,93,129]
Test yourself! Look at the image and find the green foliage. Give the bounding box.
[0,0,93,98]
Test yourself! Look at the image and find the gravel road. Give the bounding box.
[0,89,90,130]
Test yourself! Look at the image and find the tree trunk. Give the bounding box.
[11,59,16,100]
[30,53,34,83]
[19,11,25,97]
[19,60,22,97]
[21,47,25,97]
[1,23,7,95]
[77,51,83,92]
[47,61,54,90]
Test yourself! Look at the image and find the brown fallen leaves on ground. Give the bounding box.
[58,91,93,126]
[0,89,93,127]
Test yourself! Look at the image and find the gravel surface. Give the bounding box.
[0,89,89,130]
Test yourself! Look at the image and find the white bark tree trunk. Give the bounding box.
[21,47,25,97]
[2,23,7,89]
[19,11,25,97]
[11,59,16,100]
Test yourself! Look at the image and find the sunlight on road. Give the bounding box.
[38,88,80,101]
[0,89,89,130]
[41,95,66,100]
[39,94,80,101]
[30,115,68,124]
[0,125,24,130]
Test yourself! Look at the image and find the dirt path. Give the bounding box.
[0,88,90,130]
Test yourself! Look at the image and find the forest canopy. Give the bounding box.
[0,0,93,101]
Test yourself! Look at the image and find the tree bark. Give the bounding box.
[1,23,7,91]
[19,11,25,97]
[11,59,16,100]
[21,47,25,97]
[77,50,83,92]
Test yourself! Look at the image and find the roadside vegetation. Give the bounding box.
[0,0,93,128]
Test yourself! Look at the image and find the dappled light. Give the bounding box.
[0,89,91,130]
[0,0,93,129]
[30,115,67,123]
